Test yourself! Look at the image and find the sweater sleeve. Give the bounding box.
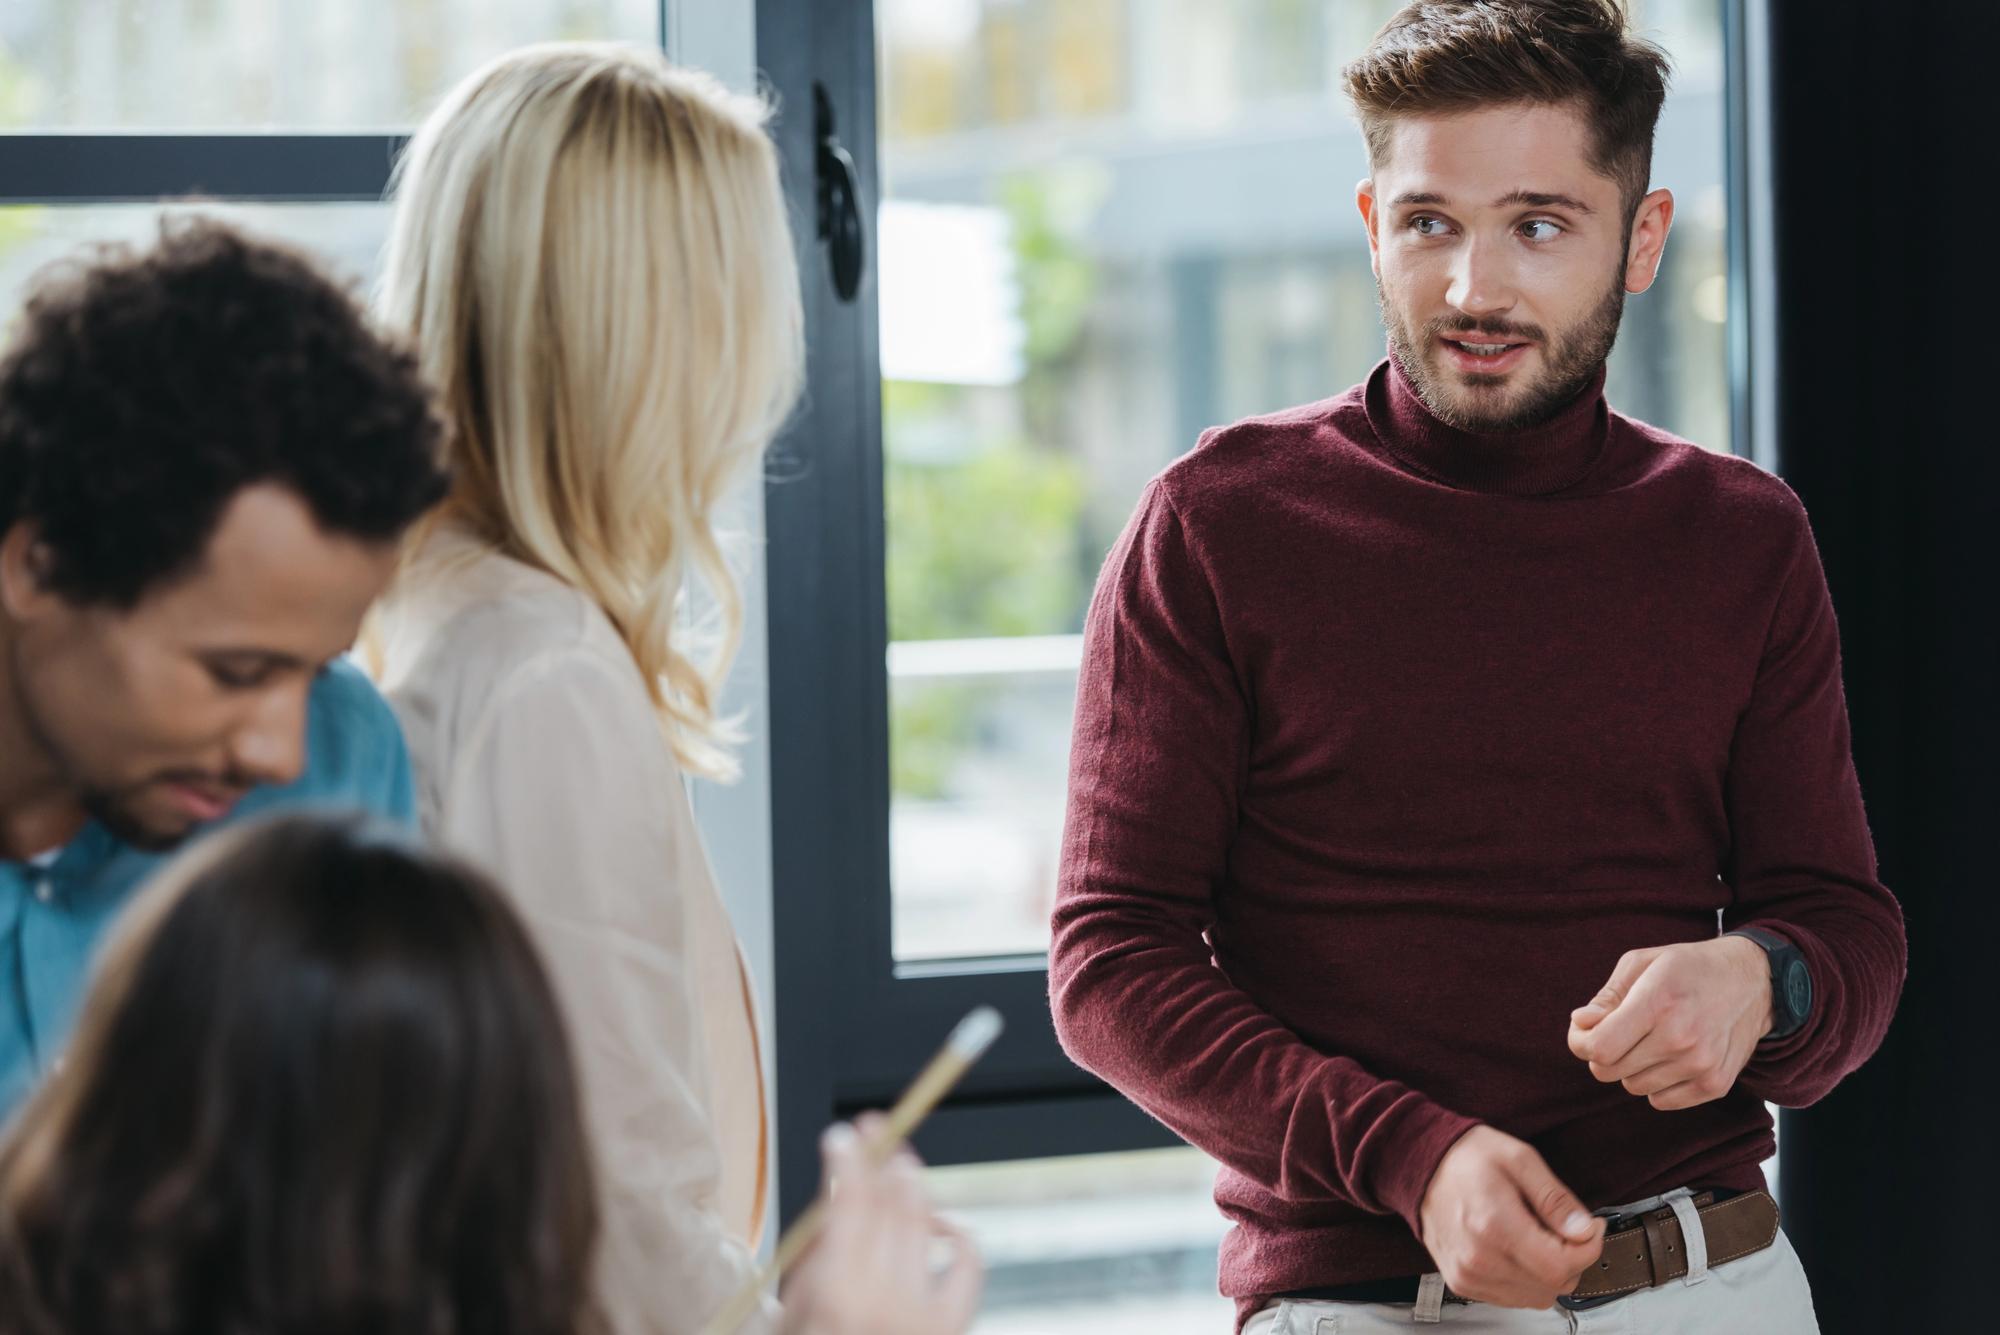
[1049,481,1479,1237]
[1722,505,1906,1105]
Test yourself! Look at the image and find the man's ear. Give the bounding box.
[1356,179,1382,277]
[1624,187,1676,294]
[0,522,59,620]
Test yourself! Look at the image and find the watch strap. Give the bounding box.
[1726,926,1788,954]
[1724,927,1812,1040]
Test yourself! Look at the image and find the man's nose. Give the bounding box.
[226,682,311,788]
[1447,232,1517,319]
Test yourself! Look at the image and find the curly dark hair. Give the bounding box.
[0,217,450,607]
[0,813,603,1335]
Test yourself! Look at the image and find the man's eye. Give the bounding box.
[1521,219,1562,240]
[207,662,272,690]
[1411,216,1451,236]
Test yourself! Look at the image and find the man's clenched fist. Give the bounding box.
[1418,1126,1605,1309]
[1568,935,1774,1110]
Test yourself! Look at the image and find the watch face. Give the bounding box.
[1784,957,1813,1023]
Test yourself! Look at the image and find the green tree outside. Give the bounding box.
[885,170,1097,800]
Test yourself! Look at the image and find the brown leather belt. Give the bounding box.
[1561,1189,1781,1308]
[1277,1189,1781,1312]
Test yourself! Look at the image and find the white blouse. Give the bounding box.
[376,527,774,1335]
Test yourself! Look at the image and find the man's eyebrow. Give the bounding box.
[1496,190,1595,213]
[1391,191,1449,206]
[197,647,312,670]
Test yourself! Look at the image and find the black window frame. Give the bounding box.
[757,0,1181,1228]
[0,135,408,204]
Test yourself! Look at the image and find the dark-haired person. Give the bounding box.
[0,813,982,1335]
[0,220,451,1115]
[1049,2,1901,1332]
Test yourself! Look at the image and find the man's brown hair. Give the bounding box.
[1343,0,1671,220]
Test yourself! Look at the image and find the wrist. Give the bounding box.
[1716,932,1776,1037]
[1724,927,1814,1041]
[1419,1124,1487,1242]
[1409,1117,1486,1242]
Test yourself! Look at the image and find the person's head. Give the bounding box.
[381,42,804,780]
[1345,0,1674,433]
[0,221,450,851]
[0,813,599,1335]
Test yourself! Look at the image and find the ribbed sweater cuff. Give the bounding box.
[1369,1103,1484,1240]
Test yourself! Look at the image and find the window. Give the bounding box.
[0,202,391,304]
[930,1146,1232,1333]
[0,4,660,281]
[876,0,1733,965]
[0,1,653,129]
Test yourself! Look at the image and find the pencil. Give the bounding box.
[697,1005,1007,1335]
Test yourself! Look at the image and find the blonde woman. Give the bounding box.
[372,45,810,1335]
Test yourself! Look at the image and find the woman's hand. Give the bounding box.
[780,1114,983,1335]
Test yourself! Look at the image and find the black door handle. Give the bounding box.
[814,83,865,303]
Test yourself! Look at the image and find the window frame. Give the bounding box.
[0,135,408,203]
[757,0,1180,1228]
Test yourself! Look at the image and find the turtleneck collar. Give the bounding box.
[1362,355,1610,497]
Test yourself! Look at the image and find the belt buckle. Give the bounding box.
[1557,1290,1630,1312]
[1556,1211,1631,1313]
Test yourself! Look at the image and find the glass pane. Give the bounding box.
[929,1147,1232,1334]
[0,0,655,129]
[0,202,390,317]
[881,0,1731,962]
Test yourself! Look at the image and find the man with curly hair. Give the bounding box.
[0,220,450,1114]
[1050,2,1901,1331]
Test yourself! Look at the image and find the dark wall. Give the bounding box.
[1769,2,2000,1328]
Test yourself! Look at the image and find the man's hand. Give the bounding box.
[1418,1126,1606,1309]
[1567,936,1774,1110]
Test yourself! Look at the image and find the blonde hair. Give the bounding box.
[379,43,804,780]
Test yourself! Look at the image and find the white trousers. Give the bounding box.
[1242,1195,1817,1335]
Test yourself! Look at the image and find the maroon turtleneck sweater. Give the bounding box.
[1049,359,1905,1318]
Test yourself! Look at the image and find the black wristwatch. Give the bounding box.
[1725,927,1813,1041]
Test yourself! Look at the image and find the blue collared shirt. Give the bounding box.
[0,658,415,1116]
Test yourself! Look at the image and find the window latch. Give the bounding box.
[814,82,865,303]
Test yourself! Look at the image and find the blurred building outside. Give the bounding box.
[0,0,655,334]
[929,1146,1235,1335]
[0,0,653,129]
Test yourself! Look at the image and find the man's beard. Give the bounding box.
[77,781,203,853]
[1380,271,1626,435]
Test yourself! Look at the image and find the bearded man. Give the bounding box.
[1049,3,1902,1332]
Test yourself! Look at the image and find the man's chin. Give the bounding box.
[80,794,203,854]
[1424,366,1544,434]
